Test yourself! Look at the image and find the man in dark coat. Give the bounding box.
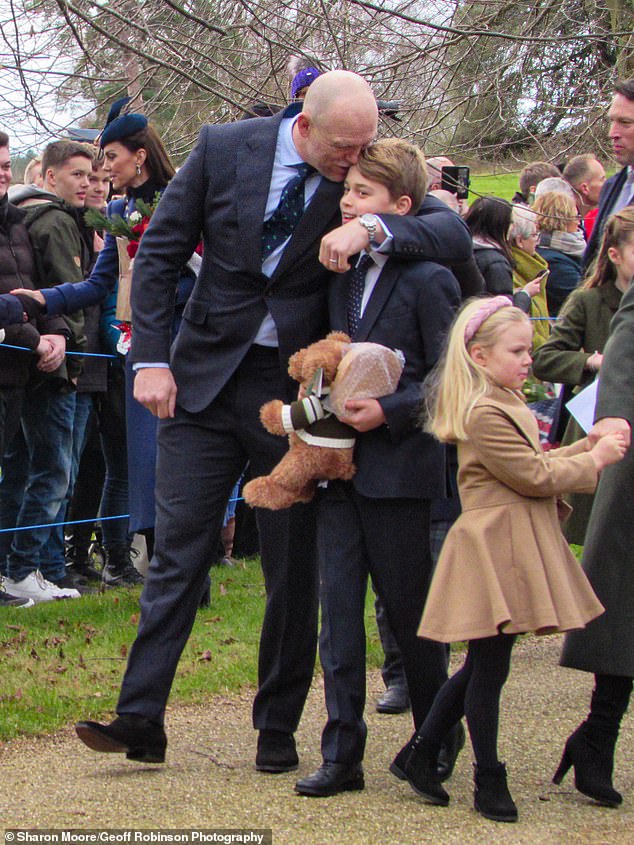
[584,78,634,267]
[74,70,473,770]
[557,281,634,806]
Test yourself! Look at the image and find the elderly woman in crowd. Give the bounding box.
[510,204,551,349]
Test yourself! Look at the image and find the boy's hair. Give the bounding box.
[533,191,579,233]
[584,206,634,290]
[424,298,530,443]
[0,131,9,149]
[356,139,427,213]
[518,161,560,199]
[41,140,94,177]
[23,157,41,183]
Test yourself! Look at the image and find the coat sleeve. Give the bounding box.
[531,290,591,385]
[381,196,472,264]
[467,405,598,497]
[0,294,26,327]
[594,284,634,425]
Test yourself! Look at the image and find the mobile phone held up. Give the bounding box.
[440,166,470,199]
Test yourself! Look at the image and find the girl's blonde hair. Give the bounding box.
[583,206,634,289]
[424,298,531,442]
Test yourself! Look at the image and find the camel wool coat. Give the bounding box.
[419,386,603,643]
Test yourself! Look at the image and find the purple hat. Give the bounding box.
[291,68,322,99]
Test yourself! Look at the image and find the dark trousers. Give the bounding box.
[117,346,318,731]
[316,482,447,764]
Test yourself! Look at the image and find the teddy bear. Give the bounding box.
[242,331,404,510]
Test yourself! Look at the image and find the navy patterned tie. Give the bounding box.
[347,253,373,336]
[262,163,315,259]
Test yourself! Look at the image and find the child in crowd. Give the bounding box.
[532,206,634,544]
[294,138,462,798]
[391,297,626,822]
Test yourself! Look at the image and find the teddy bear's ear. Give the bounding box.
[326,330,351,345]
[288,348,305,380]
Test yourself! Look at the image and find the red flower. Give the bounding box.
[126,216,151,259]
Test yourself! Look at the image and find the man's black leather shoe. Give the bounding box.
[437,721,466,782]
[256,730,298,773]
[295,762,364,797]
[376,685,411,714]
[75,715,167,763]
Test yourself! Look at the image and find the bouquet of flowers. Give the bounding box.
[84,193,162,324]
[84,193,162,259]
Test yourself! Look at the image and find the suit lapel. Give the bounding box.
[236,117,282,272]
[354,261,399,340]
[271,178,342,281]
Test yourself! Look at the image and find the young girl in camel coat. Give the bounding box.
[390,297,626,823]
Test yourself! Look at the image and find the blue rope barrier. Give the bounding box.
[0,342,118,359]
[0,498,244,534]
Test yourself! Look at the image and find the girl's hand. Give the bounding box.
[590,432,628,470]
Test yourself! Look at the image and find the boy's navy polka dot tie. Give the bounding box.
[347,253,373,336]
[262,163,315,259]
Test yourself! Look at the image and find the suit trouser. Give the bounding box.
[117,345,318,731]
[316,482,448,764]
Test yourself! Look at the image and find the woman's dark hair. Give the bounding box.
[464,196,514,263]
[114,124,175,185]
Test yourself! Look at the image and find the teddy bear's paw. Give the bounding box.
[259,400,286,435]
[243,476,308,511]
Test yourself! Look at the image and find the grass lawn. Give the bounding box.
[469,172,519,202]
[0,557,386,742]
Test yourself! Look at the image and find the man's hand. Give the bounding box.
[339,398,386,432]
[319,218,385,273]
[36,333,66,372]
[588,417,631,448]
[134,367,178,419]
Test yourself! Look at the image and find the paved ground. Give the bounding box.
[1,636,631,844]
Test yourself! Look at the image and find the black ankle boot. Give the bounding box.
[397,734,450,806]
[473,762,518,822]
[102,545,144,587]
[552,723,622,806]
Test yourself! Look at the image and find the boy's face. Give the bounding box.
[0,145,11,201]
[85,166,110,210]
[46,155,92,207]
[340,165,409,222]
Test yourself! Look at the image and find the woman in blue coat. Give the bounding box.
[19,99,195,582]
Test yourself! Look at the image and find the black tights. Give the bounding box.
[420,633,516,768]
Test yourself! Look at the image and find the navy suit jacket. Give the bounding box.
[329,256,461,499]
[126,106,472,413]
[584,167,632,268]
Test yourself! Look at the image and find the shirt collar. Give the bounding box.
[278,115,304,168]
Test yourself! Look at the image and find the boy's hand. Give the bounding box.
[339,398,386,432]
[12,288,46,309]
[319,218,385,273]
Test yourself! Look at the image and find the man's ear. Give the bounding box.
[295,114,311,140]
[44,168,56,190]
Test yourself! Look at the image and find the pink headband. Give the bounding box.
[464,296,512,344]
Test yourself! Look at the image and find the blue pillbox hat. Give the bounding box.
[99,96,148,148]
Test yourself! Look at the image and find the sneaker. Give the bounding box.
[4,571,81,603]
[0,579,34,608]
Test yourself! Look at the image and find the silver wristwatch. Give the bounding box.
[358,213,378,244]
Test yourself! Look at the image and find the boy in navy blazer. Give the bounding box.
[295,139,463,796]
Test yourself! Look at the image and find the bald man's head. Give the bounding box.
[293,70,378,182]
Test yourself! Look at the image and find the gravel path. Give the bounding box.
[1,636,631,844]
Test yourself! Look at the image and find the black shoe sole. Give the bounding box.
[75,723,165,763]
[295,777,365,797]
[474,801,518,822]
[256,760,299,773]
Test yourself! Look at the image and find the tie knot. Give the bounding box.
[357,253,374,272]
[293,162,315,180]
